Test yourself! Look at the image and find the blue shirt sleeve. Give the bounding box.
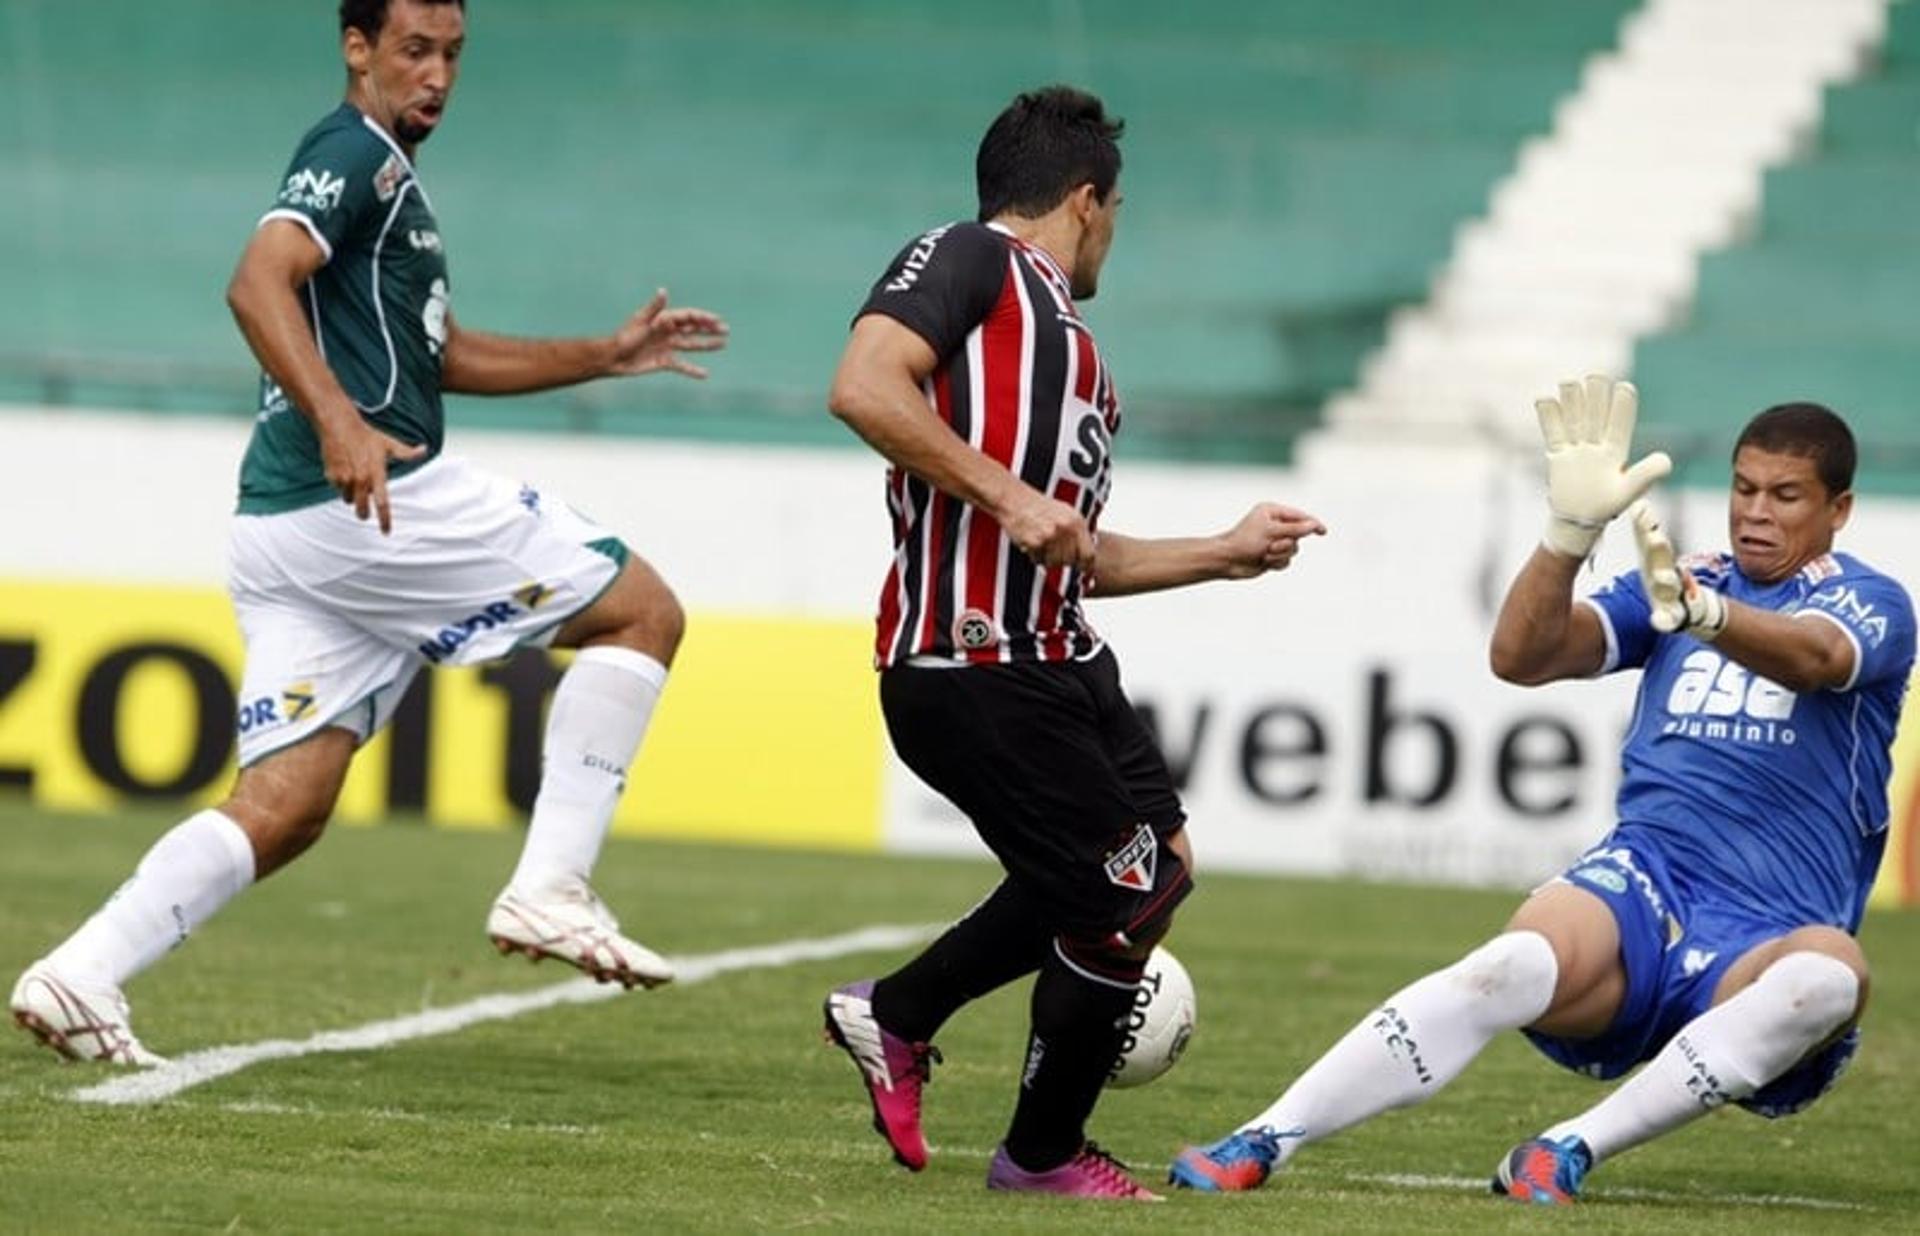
[1800,570,1918,691]
[1583,568,1658,673]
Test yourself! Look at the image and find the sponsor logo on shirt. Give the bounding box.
[1102,823,1158,892]
[1808,584,1888,649]
[279,167,345,214]
[408,229,442,253]
[1579,846,1683,948]
[1682,948,1719,977]
[418,600,522,664]
[235,680,318,735]
[423,277,449,358]
[884,224,954,293]
[1571,864,1627,895]
[1660,649,1799,745]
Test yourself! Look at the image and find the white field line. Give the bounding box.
[70,922,938,1107]
[916,1149,1861,1212]
[1343,1170,1865,1213]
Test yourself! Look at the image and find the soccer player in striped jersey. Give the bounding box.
[820,86,1327,1200]
[10,0,726,1065]
[1172,383,1914,1205]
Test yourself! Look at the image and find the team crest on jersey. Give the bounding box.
[374,153,405,203]
[1800,554,1842,585]
[954,609,998,651]
[1103,824,1158,892]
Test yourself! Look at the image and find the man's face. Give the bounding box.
[1727,445,1852,584]
[346,1,465,147]
[1071,183,1121,300]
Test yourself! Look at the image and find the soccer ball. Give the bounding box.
[1107,945,1197,1089]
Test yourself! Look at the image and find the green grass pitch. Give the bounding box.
[3,800,1916,1232]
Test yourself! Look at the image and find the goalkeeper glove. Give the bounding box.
[1630,500,1728,639]
[1536,375,1673,558]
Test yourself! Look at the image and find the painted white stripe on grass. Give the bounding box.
[900,1151,1861,1212]
[71,922,937,1107]
[1332,1171,1866,1213]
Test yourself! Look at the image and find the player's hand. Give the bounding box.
[1537,375,1671,558]
[1218,502,1327,579]
[321,418,427,535]
[1003,489,1095,571]
[1630,500,1727,639]
[604,289,729,379]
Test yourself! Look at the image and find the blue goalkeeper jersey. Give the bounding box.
[1584,550,1914,931]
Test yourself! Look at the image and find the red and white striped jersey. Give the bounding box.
[855,221,1121,668]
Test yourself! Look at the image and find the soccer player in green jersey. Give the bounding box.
[11,0,728,1064]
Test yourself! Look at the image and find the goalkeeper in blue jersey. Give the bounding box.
[1172,378,1914,1205]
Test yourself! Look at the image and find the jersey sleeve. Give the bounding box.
[1581,568,1658,673]
[853,222,1009,362]
[259,124,396,265]
[1799,572,1918,691]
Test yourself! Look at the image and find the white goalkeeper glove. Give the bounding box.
[1536,375,1673,559]
[1630,500,1728,639]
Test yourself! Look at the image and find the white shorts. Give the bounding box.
[229,454,626,766]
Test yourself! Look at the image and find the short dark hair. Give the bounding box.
[1733,402,1856,496]
[976,86,1124,222]
[340,0,464,42]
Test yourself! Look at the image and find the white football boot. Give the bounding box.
[10,962,166,1066]
[486,880,674,989]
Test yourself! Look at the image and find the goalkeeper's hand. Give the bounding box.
[1537,375,1672,558]
[1630,500,1727,639]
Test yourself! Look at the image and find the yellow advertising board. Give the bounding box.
[0,580,885,851]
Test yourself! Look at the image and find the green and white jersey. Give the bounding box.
[238,104,451,514]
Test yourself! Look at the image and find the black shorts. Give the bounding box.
[880,647,1192,946]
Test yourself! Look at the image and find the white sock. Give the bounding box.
[43,809,256,988]
[507,646,666,896]
[1237,931,1558,1166]
[1542,951,1859,1162]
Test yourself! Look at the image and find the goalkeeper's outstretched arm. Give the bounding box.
[1488,546,1610,686]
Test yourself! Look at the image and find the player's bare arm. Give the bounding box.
[1707,603,1856,692]
[829,312,1093,570]
[440,289,729,394]
[1488,548,1610,685]
[1089,503,1326,597]
[226,218,425,534]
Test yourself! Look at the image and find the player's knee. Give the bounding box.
[1117,913,1175,962]
[1765,951,1862,1037]
[1447,930,1560,1008]
[222,785,337,876]
[610,575,684,663]
[648,586,686,660]
[1056,931,1154,981]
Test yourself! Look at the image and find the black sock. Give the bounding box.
[871,879,1051,1043]
[1002,941,1147,1172]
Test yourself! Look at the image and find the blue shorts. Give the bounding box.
[1522,835,1859,1118]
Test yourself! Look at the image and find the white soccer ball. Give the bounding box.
[1107,945,1197,1089]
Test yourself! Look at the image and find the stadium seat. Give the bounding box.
[0,0,1635,461]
